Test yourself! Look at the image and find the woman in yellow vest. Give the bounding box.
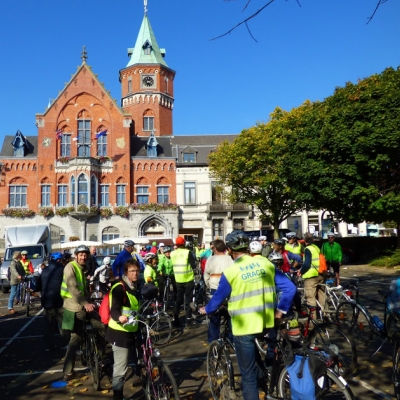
[105,258,141,400]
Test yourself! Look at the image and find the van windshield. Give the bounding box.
[4,246,44,261]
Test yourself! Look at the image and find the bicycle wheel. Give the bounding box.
[350,305,374,344]
[151,312,172,345]
[145,360,180,399]
[87,334,101,391]
[307,322,357,377]
[207,340,240,400]
[20,284,26,306]
[336,301,357,331]
[277,366,355,399]
[387,313,400,341]
[25,288,30,317]
[393,340,400,400]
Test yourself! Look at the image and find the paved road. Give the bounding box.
[0,264,398,399]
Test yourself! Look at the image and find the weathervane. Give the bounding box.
[81,46,88,63]
[144,0,148,15]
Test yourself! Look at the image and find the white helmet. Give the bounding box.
[103,256,111,265]
[268,251,284,262]
[258,236,267,241]
[249,241,263,254]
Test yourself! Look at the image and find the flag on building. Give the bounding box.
[55,129,63,140]
[72,135,80,142]
[94,129,108,140]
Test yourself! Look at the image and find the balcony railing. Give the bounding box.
[207,202,252,212]
[55,157,113,168]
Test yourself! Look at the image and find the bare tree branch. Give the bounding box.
[242,0,252,12]
[367,0,389,24]
[245,20,258,42]
[210,0,276,41]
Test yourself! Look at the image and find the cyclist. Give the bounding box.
[61,245,106,381]
[105,258,141,400]
[143,253,159,287]
[272,238,302,274]
[20,250,34,274]
[112,240,136,280]
[321,232,342,286]
[297,233,325,319]
[203,239,233,343]
[285,232,304,256]
[171,236,197,328]
[258,235,272,257]
[90,256,111,293]
[199,230,296,400]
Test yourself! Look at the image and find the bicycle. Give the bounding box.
[125,310,180,399]
[141,298,172,345]
[79,313,103,391]
[336,279,400,346]
[20,274,36,317]
[161,274,173,312]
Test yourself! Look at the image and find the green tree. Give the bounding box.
[208,111,306,238]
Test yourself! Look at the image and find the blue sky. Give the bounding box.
[0,0,399,139]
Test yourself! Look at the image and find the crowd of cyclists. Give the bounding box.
[6,229,347,399]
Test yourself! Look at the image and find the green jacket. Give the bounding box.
[321,241,342,263]
[158,255,174,275]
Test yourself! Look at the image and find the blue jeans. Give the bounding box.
[8,284,20,310]
[233,334,261,400]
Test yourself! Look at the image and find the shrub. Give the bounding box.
[57,156,70,164]
[130,203,179,212]
[38,207,54,218]
[370,249,400,268]
[77,204,89,213]
[69,236,80,242]
[56,206,75,217]
[90,204,100,214]
[100,208,113,218]
[2,208,36,218]
[95,155,112,163]
[115,205,130,218]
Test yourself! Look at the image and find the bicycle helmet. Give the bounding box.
[258,236,267,241]
[185,241,194,249]
[268,251,284,262]
[249,241,262,254]
[286,232,297,239]
[274,239,284,246]
[51,252,63,261]
[103,256,111,265]
[143,252,157,263]
[124,240,135,247]
[225,230,250,251]
[74,245,90,255]
[327,232,335,237]
[163,246,171,252]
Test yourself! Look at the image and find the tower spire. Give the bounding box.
[144,0,148,15]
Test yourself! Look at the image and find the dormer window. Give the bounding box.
[183,153,195,163]
[147,131,158,157]
[143,40,152,55]
[12,130,26,157]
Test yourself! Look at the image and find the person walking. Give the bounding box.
[199,230,295,399]
[171,236,196,328]
[297,233,325,318]
[106,258,141,400]
[7,251,24,314]
[321,232,343,286]
[60,245,106,380]
[203,239,233,342]
[36,252,70,351]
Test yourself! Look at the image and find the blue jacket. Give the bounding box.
[112,249,145,278]
[36,260,64,308]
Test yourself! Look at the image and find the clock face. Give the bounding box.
[142,76,154,87]
[43,138,51,147]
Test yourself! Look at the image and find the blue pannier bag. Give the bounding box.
[285,349,327,399]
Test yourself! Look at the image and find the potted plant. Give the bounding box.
[38,207,55,218]
[56,206,75,217]
[100,208,113,218]
[57,156,70,164]
[115,205,130,218]
[77,204,89,213]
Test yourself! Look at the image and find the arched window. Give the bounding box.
[78,174,88,205]
[91,175,97,205]
[70,176,76,206]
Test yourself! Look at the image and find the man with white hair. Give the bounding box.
[258,236,272,257]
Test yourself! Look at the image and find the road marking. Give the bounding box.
[0,315,44,322]
[0,334,52,340]
[351,377,395,399]
[0,308,44,355]
[0,367,87,378]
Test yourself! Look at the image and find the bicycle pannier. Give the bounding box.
[318,253,328,275]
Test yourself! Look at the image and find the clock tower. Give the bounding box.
[120,8,175,137]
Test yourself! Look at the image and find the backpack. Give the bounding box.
[318,253,328,275]
[99,282,125,325]
[284,344,327,400]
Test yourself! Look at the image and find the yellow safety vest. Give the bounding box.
[144,264,158,286]
[223,254,276,336]
[21,259,31,274]
[285,243,303,255]
[170,248,194,283]
[60,261,85,298]
[108,282,139,333]
[302,244,320,279]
